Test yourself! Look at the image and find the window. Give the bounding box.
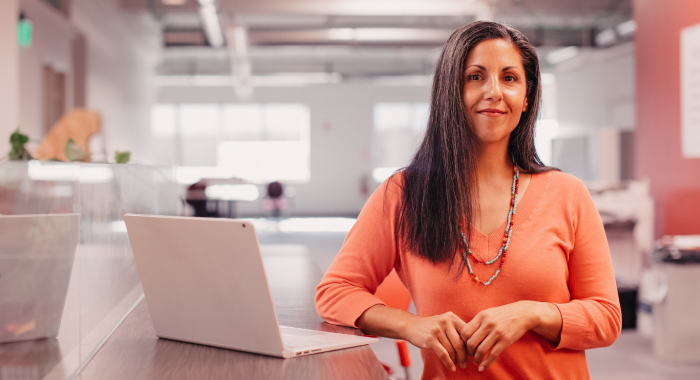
[179,104,219,136]
[372,102,429,182]
[151,103,310,183]
[219,104,309,182]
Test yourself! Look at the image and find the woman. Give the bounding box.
[316,21,621,379]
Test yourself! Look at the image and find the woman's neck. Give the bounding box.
[476,141,513,185]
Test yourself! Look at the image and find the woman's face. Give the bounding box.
[462,38,528,146]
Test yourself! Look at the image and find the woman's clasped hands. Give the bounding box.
[403,301,547,373]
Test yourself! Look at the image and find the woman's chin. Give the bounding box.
[475,132,512,146]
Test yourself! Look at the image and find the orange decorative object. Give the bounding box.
[397,340,412,367]
[374,269,412,375]
[34,109,101,161]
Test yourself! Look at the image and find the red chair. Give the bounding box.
[374,269,412,379]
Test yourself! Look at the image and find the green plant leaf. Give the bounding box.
[115,151,131,164]
[8,127,32,160]
[64,138,85,162]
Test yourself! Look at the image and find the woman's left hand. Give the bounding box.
[460,301,562,372]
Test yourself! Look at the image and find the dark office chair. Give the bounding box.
[186,180,218,217]
[264,181,288,218]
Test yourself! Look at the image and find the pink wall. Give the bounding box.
[634,0,700,237]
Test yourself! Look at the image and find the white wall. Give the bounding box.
[71,0,161,163]
[0,0,19,157]
[157,83,431,216]
[548,42,636,180]
[554,42,636,129]
[18,0,74,142]
[16,0,160,163]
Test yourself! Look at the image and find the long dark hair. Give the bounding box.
[395,21,555,268]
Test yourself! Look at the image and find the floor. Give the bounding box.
[254,222,700,380]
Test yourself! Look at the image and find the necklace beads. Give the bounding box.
[460,165,519,286]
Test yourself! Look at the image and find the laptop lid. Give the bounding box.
[0,214,80,343]
[124,214,286,357]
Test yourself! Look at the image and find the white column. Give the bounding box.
[0,0,19,157]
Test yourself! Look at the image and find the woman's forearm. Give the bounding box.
[359,305,471,371]
[527,301,563,344]
[359,301,562,344]
[355,304,419,340]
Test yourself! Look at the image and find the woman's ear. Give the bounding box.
[522,98,528,113]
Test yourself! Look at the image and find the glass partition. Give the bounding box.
[0,161,182,380]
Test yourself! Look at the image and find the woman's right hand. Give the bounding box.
[402,312,469,372]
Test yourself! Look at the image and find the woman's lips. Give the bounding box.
[477,109,506,117]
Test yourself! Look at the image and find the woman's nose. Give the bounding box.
[484,76,503,101]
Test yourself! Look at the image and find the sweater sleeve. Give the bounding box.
[315,176,401,328]
[550,182,622,350]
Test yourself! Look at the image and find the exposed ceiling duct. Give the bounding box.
[226,25,252,98]
[122,0,634,83]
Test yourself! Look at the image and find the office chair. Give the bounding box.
[374,269,412,379]
[264,181,287,218]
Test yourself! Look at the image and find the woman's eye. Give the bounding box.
[468,74,481,81]
[504,75,517,82]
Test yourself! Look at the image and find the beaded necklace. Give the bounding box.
[460,165,519,286]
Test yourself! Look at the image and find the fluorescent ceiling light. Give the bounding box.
[616,20,637,36]
[595,28,617,47]
[198,2,224,48]
[546,46,579,65]
[161,0,187,5]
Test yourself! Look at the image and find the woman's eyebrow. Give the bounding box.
[466,65,521,71]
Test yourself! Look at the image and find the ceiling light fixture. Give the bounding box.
[197,0,224,48]
[161,0,187,5]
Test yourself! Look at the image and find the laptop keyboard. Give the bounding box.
[281,334,327,350]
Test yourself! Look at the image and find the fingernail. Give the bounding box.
[479,365,485,372]
[451,366,456,372]
[460,362,466,369]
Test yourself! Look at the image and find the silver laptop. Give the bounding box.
[124,214,377,358]
[0,213,80,343]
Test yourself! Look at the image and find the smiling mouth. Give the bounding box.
[477,109,506,117]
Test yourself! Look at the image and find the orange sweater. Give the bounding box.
[316,171,621,380]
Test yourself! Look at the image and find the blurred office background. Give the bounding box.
[1,0,700,379]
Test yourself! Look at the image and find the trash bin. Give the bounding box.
[650,239,700,363]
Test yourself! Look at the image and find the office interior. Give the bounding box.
[0,0,699,379]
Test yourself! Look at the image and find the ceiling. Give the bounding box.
[120,0,633,84]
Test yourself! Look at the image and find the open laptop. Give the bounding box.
[0,214,80,343]
[124,214,377,358]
